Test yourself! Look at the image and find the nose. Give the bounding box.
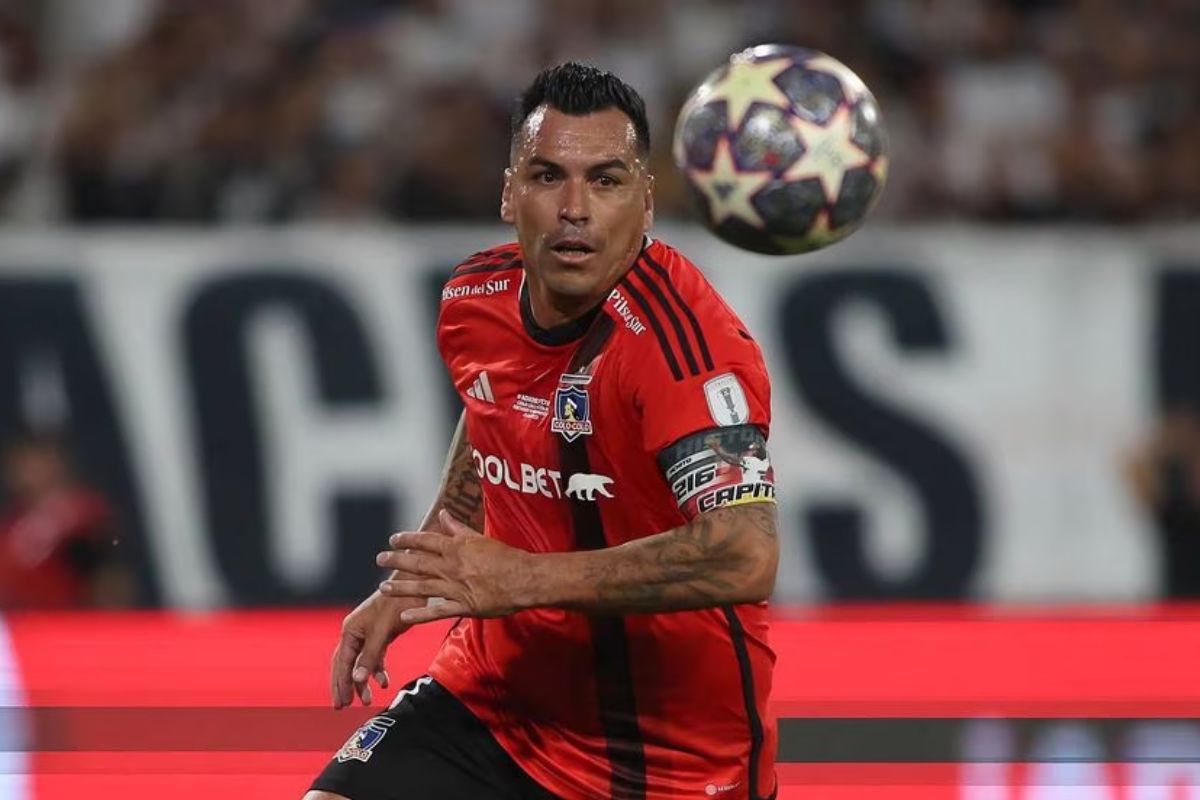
[559,177,589,226]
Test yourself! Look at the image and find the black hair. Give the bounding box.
[512,62,650,157]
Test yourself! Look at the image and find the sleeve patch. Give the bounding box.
[704,373,750,426]
[658,425,775,519]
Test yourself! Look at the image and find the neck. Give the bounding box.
[525,236,647,329]
[525,281,608,329]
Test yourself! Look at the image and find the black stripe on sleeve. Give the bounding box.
[723,606,769,800]
[557,313,647,799]
[450,258,522,278]
[642,250,715,371]
[455,246,519,270]
[618,276,684,381]
[631,259,700,376]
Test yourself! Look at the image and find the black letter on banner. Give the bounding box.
[1157,267,1200,410]
[779,270,983,599]
[1153,266,1200,598]
[184,273,400,605]
[0,277,155,603]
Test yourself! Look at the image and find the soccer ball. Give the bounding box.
[673,44,888,255]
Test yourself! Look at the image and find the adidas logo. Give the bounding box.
[465,371,496,403]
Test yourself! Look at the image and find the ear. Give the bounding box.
[642,173,655,231]
[500,167,515,224]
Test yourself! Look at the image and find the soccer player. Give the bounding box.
[307,63,779,800]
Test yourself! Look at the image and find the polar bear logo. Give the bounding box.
[565,473,615,501]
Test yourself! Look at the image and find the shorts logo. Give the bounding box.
[335,715,396,764]
[551,373,593,441]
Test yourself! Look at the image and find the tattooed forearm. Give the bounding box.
[389,412,484,584]
[419,411,484,532]
[439,435,484,531]
[527,502,778,614]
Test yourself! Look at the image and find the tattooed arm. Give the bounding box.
[525,502,778,613]
[379,500,778,620]
[415,410,484,535]
[379,424,779,621]
[524,424,778,613]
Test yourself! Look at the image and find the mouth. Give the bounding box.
[549,238,597,264]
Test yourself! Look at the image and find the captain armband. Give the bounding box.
[657,425,776,519]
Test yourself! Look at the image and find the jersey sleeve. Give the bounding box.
[628,317,771,453]
[435,243,522,379]
[624,314,775,519]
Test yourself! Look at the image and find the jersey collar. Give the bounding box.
[518,236,654,346]
[519,279,602,346]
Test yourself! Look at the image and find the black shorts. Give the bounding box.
[310,676,559,800]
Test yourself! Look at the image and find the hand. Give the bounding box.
[376,509,533,624]
[330,590,416,709]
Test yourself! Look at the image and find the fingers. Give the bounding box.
[387,531,450,555]
[378,577,456,599]
[437,508,481,536]
[356,671,372,705]
[438,508,467,535]
[332,618,392,709]
[376,548,439,574]
[352,635,390,706]
[400,600,468,625]
[331,628,363,710]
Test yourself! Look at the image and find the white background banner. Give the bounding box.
[0,225,1194,607]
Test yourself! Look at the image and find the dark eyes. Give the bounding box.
[531,172,620,187]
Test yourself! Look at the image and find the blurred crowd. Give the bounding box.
[0,432,132,610]
[0,0,1194,224]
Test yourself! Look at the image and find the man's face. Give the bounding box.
[502,106,654,303]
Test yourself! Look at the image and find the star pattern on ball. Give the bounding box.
[689,137,773,229]
[782,103,873,204]
[772,211,844,254]
[870,156,889,185]
[697,56,794,130]
[802,54,870,99]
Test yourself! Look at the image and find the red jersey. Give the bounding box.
[429,238,777,800]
